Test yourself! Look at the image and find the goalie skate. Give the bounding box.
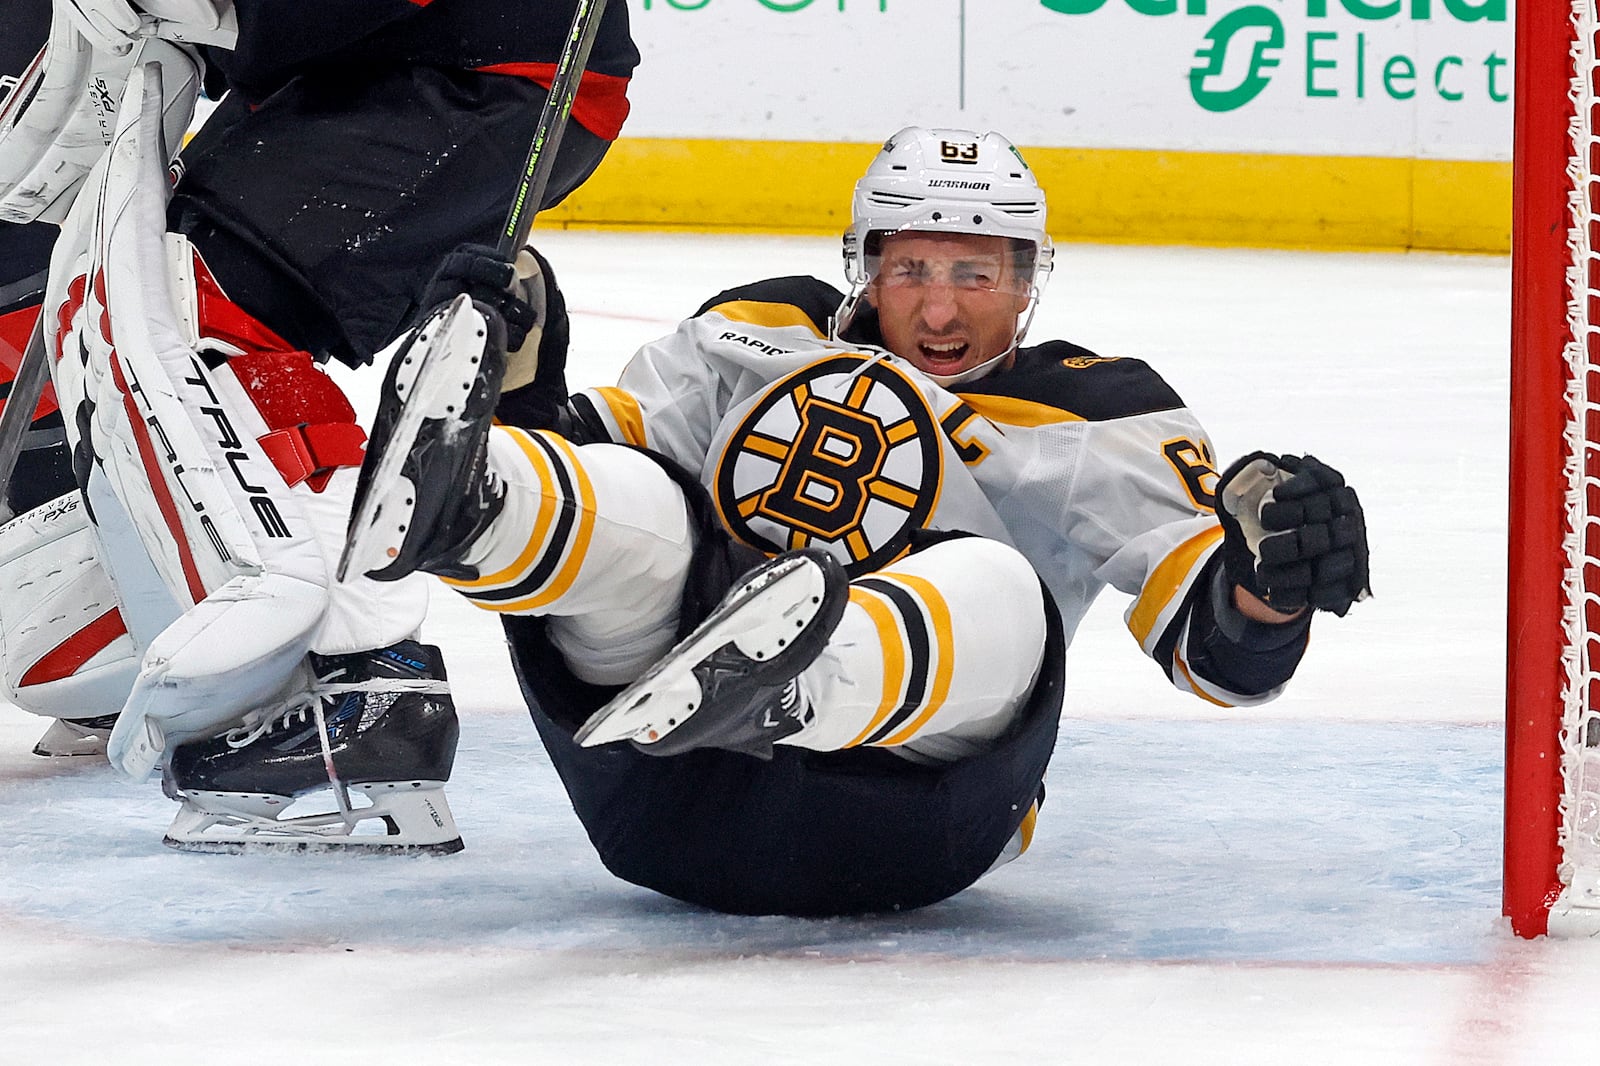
[339,295,506,583]
[32,714,119,758]
[163,640,463,853]
[575,549,849,759]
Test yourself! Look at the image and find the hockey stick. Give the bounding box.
[340,0,610,580]
[0,39,55,518]
[497,0,611,257]
[0,323,50,519]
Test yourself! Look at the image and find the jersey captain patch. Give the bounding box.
[713,356,943,572]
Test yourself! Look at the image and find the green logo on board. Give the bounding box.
[1189,7,1285,112]
[1042,0,1508,114]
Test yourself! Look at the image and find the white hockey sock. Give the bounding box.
[785,538,1048,764]
[451,427,695,684]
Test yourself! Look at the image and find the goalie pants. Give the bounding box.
[464,428,1064,915]
[168,64,614,369]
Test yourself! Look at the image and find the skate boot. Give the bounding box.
[163,640,463,853]
[575,549,849,760]
[341,295,508,583]
[32,714,119,758]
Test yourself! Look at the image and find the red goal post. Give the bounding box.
[1506,0,1600,938]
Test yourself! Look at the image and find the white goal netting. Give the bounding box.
[1556,0,1600,932]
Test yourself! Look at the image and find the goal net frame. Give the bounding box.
[1506,0,1600,938]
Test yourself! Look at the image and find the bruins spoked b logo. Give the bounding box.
[715,357,943,572]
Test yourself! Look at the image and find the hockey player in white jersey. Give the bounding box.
[342,125,1372,915]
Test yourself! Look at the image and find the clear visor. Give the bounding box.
[860,232,1037,297]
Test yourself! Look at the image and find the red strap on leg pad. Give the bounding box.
[227,350,367,492]
[258,421,368,492]
[187,253,367,492]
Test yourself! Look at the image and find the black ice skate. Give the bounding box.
[163,640,462,853]
[575,549,850,760]
[32,713,119,758]
[340,294,507,583]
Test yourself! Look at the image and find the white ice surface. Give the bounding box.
[6,235,1598,1064]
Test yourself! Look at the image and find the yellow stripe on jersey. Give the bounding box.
[843,587,907,748]
[847,374,873,409]
[742,434,791,461]
[957,393,1085,428]
[984,797,1041,875]
[442,427,559,590]
[874,572,955,747]
[1173,650,1235,709]
[706,300,828,337]
[592,385,646,444]
[593,387,647,446]
[885,420,919,446]
[1016,799,1039,857]
[1127,524,1225,647]
[869,481,920,509]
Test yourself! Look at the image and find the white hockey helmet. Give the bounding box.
[834,127,1055,383]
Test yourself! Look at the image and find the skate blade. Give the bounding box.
[31,720,112,758]
[163,782,464,854]
[574,553,829,749]
[340,295,488,582]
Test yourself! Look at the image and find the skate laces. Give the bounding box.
[223,674,450,749]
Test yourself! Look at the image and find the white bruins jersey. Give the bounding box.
[568,276,1281,707]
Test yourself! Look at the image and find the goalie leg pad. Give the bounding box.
[47,65,324,776]
[47,60,428,777]
[174,246,429,655]
[108,569,332,778]
[0,490,136,719]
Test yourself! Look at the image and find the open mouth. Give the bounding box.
[918,340,969,369]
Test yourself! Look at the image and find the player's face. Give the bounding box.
[866,232,1031,379]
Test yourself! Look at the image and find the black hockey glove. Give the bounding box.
[421,243,540,350]
[1216,452,1370,617]
[420,243,570,430]
[494,245,570,429]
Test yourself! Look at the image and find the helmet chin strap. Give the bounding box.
[827,287,867,346]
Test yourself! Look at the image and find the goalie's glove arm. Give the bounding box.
[59,0,239,55]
